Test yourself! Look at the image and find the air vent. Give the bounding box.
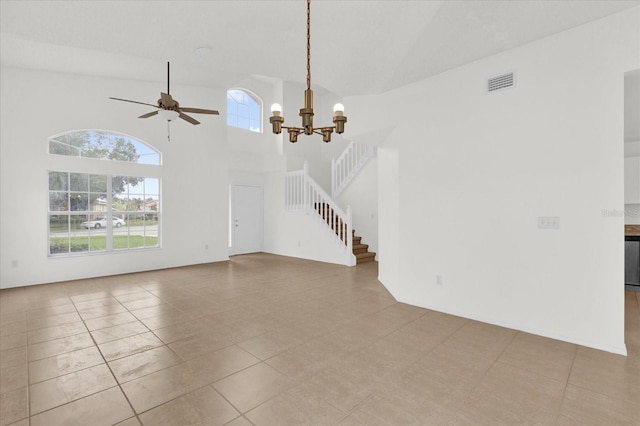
[487,72,515,93]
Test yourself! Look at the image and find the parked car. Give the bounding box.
[80,217,126,229]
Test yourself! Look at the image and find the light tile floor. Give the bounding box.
[0,253,638,425]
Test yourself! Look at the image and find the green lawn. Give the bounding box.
[50,235,158,253]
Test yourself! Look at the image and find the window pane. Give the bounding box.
[50,214,69,234]
[238,117,249,129]
[90,236,106,252]
[70,173,88,191]
[250,103,260,121]
[69,193,88,211]
[49,131,160,165]
[89,175,107,192]
[227,96,236,112]
[49,172,68,191]
[144,196,159,212]
[238,104,249,119]
[70,236,89,253]
[72,214,88,231]
[48,168,160,256]
[49,214,69,255]
[227,89,261,132]
[49,192,68,211]
[138,152,160,165]
[113,227,130,250]
[89,195,108,212]
[50,235,69,255]
[143,216,159,248]
[144,178,159,195]
[228,90,241,103]
[49,139,81,157]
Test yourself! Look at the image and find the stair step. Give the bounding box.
[353,243,369,254]
[313,204,373,265]
[355,251,376,264]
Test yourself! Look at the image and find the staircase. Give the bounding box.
[313,202,376,264]
[285,159,376,267]
[352,230,376,264]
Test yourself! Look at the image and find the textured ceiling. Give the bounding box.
[1,0,639,96]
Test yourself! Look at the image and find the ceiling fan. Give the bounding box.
[109,62,219,125]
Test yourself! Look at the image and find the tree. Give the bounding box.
[49,131,143,193]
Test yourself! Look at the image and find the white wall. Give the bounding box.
[0,67,230,288]
[336,157,379,256]
[377,144,400,286]
[349,8,639,354]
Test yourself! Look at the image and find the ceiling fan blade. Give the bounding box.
[139,110,159,119]
[179,113,200,125]
[109,97,159,108]
[180,107,220,115]
[160,92,176,108]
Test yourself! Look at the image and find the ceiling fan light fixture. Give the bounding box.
[159,109,179,121]
[109,62,219,128]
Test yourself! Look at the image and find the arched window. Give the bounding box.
[227,88,262,132]
[49,130,161,165]
[48,130,161,256]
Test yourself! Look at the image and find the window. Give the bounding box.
[227,88,262,132]
[49,130,160,165]
[48,131,160,256]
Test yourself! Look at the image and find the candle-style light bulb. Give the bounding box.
[270,103,282,115]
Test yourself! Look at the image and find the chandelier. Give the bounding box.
[269,0,347,143]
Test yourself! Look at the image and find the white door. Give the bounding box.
[232,185,263,254]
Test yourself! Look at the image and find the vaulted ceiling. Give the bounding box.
[1,0,638,96]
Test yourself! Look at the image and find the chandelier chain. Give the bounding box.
[306,0,311,90]
[268,0,345,142]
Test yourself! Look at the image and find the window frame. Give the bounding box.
[226,88,263,133]
[49,129,162,165]
[47,130,162,257]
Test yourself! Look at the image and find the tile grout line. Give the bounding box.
[27,316,31,426]
[392,315,470,378]
[553,343,579,425]
[451,326,520,414]
[75,294,144,426]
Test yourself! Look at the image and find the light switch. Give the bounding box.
[538,216,560,229]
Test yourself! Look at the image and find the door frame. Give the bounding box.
[229,184,264,256]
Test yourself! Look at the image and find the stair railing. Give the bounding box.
[284,167,307,212]
[331,142,377,198]
[285,162,353,255]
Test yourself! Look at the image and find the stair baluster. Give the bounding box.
[285,162,375,265]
